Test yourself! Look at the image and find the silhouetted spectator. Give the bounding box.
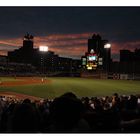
[61,92,77,99]
[23,98,31,104]
[48,92,89,132]
[9,103,40,133]
[127,95,138,110]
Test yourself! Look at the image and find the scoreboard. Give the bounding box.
[82,51,103,70]
[87,53,97,70]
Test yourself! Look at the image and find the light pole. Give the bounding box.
[39,46,48,81]
[104,43,111,76]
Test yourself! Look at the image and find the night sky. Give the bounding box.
[0,7,140,60]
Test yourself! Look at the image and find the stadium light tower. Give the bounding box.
[104,43,111,74]
[39,46,48,52]
[104,43,111,49]
[39,46,49,80]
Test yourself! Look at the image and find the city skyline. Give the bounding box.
[0,7,140,60]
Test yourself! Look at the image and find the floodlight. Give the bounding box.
[104,43,111,48]
[39,46,48,52]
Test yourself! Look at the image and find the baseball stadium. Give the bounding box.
[0,7,140,133]
[0,33,140,133]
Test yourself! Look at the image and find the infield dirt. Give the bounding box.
[0,77,51,100]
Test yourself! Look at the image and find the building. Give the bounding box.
[8,33,81,74]
[82,34,111,72]
[134,48,140,62]
[0,55,7,63]
[120,50,134,62]
[8,33,37,65]
[88,34,107,56]
[119,49,140,74]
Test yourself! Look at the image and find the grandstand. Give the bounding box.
[0,61,36,76]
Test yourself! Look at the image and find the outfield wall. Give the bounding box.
[81,71,140,80]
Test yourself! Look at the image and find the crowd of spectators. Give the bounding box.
[0,92,140,133]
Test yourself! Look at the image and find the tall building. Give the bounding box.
[119,49,140,74]
[8,33,37,65]
[82,34,111,72]
[134,48,140,62]
[120,50,134,62]
[88,34,102,54]
[23,33,34,49]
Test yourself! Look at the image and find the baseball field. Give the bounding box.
[0,77,140,100]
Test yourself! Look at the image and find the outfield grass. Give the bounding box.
[0,77,140,99]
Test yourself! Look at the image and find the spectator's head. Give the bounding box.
[10,103,39,133]
[23,98,31,104]
[94,99,103,111]
[127,95,138,109]
[61,92,77,99]
[49,93,84,131]
[113,93,118,97]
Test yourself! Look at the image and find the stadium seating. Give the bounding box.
[0,93,140,133]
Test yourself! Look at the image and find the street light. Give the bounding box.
[39,46,48,81]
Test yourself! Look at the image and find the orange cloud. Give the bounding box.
[0,33,90,58]
[0,50,7,56]
[0,33,140,60]
[111,41,140,55]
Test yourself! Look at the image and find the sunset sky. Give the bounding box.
[0,7,140,60]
